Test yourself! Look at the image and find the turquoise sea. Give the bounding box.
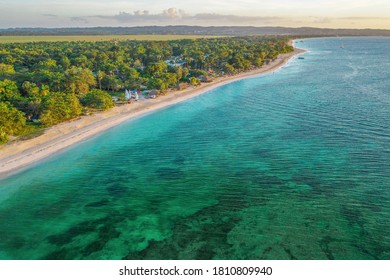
[0,37,389,260]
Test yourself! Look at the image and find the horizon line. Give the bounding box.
[1,25,390,31]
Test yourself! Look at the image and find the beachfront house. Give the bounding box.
[149,89,159,99]
[199,75,213,83]
[175,83,189,91]
[165,56,186,67]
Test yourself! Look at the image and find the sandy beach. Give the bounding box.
[0,47,305,179]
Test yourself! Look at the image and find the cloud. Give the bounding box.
[92,8,285,25]
[311,17,332,24]
[134,10,149,16]
[70,16,89,23]
[95,8,189,22]
[62,8,390,29]
[339,16,389,20]
[162,8,187,18]
[194,13,283,24]
[42,14,58,17]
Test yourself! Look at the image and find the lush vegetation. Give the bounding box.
[80,89,114,110]
[0,35,219,44]
[0,101,26,143]
[2,26,390,37]
[0,36,293,144]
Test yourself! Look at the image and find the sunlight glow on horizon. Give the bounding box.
[0,0,389,29]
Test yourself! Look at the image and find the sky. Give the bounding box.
[1,0,390,29]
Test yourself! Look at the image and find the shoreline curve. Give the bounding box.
[0,47,306,179]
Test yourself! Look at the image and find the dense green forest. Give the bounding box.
[0,36,293,144]
[2,26,390,36]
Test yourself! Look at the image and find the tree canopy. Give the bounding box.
[0,36,293,143]
[39,92,82,126]
[80,89,114,110]
[0,102,26,144]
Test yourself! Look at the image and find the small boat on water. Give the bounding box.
[298,56,305,60]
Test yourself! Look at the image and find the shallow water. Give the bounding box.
[0,37,389,259]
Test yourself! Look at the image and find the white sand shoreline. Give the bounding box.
[0,47,306,179]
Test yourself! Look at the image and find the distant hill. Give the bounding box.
[1,26,390,37]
